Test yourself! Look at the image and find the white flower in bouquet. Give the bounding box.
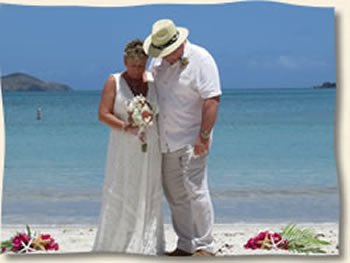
[125,100,135,113]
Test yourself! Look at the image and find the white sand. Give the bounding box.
[0,223,339,256]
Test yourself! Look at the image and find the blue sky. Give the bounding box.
[0,1,335,90]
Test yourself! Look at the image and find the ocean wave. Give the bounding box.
[3,185,339,202]
[3,190,102,202]
[211,185,339,199]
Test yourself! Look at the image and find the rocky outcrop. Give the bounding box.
[1,73,72,91]
[313,82,336,89]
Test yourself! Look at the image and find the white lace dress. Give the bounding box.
[92,72,164,255]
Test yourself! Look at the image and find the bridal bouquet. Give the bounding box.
[125,94,156,152]
[1,225,59,254]
[244,224,331,253]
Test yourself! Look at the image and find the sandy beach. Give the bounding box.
[0,223,339,256]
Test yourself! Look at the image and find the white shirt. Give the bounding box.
[149,41,222,153]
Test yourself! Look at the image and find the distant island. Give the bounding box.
[1,72,72,91]
[313,82,336,89]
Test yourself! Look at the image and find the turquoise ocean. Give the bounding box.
[1,88,339,224]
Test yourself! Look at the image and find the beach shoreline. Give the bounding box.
[0,223,339,256]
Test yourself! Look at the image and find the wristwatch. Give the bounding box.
[200,129,211,139]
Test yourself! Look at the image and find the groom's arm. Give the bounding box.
[200,96,220,135]
[193,51,221,156]
[193,96,220,156]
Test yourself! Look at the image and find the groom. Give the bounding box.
[144,19,221,256]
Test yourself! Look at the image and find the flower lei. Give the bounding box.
[244,224,331,253]
[1,225,59,254]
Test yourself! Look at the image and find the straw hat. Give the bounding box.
[143,19,189,57]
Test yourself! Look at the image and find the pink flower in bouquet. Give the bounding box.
[40,234,59,251]
[256,231,267,241]
[11,233,31,252]
[278,239,289,250]
[11,239,22,252]
[244,234,266,249]
[244,238,255,249]
[272,232,281,242]
[41,234,51,240]
[46,243,59,251]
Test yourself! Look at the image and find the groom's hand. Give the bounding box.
[193,135,210,157]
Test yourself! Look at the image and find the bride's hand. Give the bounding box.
[124,124,139,136]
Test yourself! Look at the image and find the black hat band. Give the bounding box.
[151,31,179,50]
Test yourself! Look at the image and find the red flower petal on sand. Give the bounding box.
[12,237,21,246]
[19,233,30,243]
[272,233,281,241]
[257,232,266,240]
[41,234,51,240]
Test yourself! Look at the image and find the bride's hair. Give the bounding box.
[124,39,148,59]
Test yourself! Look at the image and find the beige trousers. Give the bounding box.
[162,145,215,253]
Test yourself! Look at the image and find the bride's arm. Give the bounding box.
[98,75,139,135]
[98,75,126,130]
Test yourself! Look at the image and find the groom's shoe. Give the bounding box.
[165,248,193,256]
[193,250,215,256]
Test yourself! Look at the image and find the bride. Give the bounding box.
[92,39,164,255]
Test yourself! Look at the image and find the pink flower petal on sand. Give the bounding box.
[257,232,266,240]
[41,234,51,240]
